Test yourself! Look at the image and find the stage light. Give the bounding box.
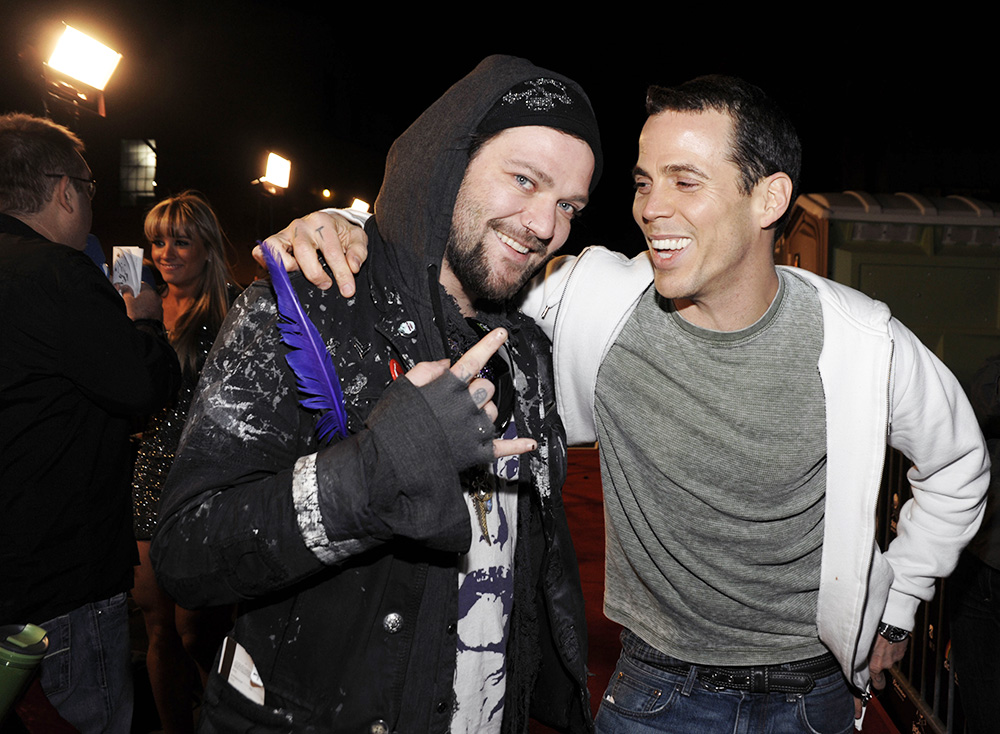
[48,25,121,91]
[41,24,122,120]
[261,153,291,190]
[350,198,370,213]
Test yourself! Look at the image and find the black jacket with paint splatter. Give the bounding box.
[152,55,593,734]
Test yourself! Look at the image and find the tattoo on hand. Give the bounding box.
[471,387,487,405]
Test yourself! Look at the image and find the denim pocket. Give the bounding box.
[599,667,676,717]
[797,673,855,734]
[38,612,71,696]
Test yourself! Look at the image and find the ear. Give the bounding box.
[756,172,792,231]
[54,175,77,215]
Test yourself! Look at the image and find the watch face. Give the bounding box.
[879,623,909,643]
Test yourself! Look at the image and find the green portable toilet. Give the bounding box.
[777,191,1000,386]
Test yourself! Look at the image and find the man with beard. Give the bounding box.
[273,75,988,732]
[151,56,600,733]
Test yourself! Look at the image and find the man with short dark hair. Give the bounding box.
[520,75,988,731]
[151,56,600,733]
[0,112,180,733]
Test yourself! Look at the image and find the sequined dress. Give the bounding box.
[132,322,216,540]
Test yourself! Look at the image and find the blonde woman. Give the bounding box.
[132,191,237,733]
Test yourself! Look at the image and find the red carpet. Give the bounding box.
[561,448,622,717]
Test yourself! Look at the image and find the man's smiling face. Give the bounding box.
[632,109,762,311]
[443,125,594,311]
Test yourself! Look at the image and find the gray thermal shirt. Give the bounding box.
[595,269,829,666]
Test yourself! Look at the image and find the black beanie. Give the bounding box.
[477,77,603,191]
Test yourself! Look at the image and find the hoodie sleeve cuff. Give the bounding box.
[881,588,919,632]
[292,451,369,564]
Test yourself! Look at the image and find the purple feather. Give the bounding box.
[262,243,348,443]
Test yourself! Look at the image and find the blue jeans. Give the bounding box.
[595,632,854,734]
[947,552,1000,734]
[38,593,133,734]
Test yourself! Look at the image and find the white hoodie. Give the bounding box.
[520,246,989,689]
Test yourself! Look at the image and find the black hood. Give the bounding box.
[371,55,600,309]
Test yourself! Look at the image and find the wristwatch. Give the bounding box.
[877,622,910,643]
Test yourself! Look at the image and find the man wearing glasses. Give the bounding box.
[0,112,179,733]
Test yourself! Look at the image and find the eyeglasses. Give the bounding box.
[43,173,97,201]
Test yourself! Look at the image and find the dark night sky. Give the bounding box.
[3,1,997,281]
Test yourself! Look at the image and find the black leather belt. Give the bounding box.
[656,653,841,695]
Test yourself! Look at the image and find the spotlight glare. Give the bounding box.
[48,25,122,91]
[261,153,291,189]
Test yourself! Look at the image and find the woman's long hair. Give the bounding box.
[144,191,235,376]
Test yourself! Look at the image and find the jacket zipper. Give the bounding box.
[540,255,584,321]
[849,336,895,685]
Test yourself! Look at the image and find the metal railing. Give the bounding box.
[875,449,969,734]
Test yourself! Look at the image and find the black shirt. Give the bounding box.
[0,213,179,623]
